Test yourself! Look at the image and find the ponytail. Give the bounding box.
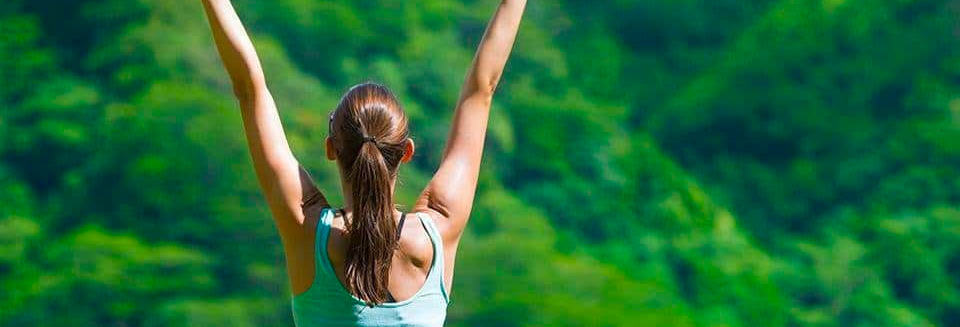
[329,82,409,306]
[344,139,398,306]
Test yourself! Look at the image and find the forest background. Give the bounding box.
[2,0,959,326]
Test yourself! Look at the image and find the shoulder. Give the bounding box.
[399,212,437,268]
[411,208,461,248]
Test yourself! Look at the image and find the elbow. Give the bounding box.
[479,71,501,95]
[231,82,270,105]
[463,87,494,108]
[232,83,252,103]
[480,80,498,98]
[225,57,267,101]
[230,71,266,103]
[471,74,500,100]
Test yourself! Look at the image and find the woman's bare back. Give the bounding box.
[321,207,435,302]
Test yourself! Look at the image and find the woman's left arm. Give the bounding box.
[201,0,325,235]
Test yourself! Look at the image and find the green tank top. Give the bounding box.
[291,208,450,327]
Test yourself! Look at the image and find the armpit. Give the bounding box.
[298,165,327,208]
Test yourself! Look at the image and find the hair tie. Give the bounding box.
[362,135,377,144]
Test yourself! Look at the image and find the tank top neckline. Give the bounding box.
[305,207,447,307]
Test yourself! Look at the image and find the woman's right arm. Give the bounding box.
[201,0,325,237]
[415,0,527,245]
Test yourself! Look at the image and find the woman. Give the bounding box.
[200,0,526,325]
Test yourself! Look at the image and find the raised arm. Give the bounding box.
[200,0,325,236]
[415,0,526,244]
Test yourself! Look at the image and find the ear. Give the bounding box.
[400,138,415,163]
[325,137,337,161]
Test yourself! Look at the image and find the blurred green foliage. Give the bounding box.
[2,0,959,326]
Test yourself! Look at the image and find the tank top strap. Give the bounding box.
[313,207,337,282]
[415,212,451,304]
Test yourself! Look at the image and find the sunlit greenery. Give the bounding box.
[2,0,959,326]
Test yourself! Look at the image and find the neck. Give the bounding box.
[337,170,399,217]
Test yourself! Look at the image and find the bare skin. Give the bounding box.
[201,0,526,301]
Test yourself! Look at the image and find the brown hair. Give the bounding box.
[328,82,409,306]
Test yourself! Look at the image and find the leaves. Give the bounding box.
[1,0,958,326]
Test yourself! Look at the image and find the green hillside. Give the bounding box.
[2,0,959,326]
